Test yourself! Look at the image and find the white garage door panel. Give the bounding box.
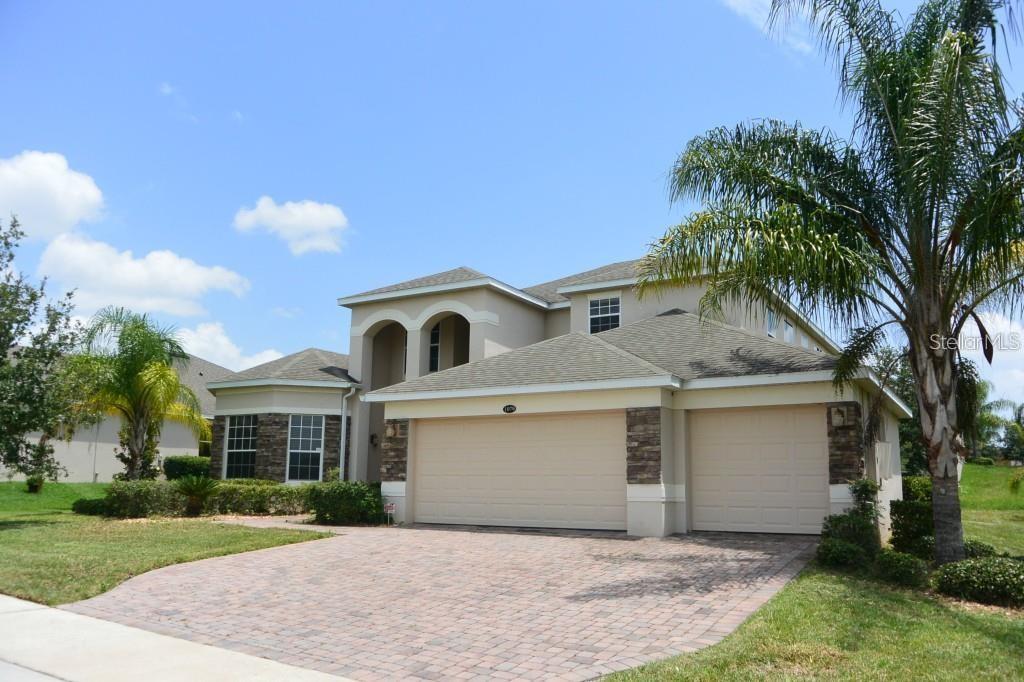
[414,412,626,530]
[691,406,828,534]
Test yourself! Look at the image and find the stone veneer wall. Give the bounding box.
[626,407,662,484]
[827,401,865,484]
[209,413,344,482]
[380,418,409,482]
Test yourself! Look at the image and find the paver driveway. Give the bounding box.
[65,525,815,681]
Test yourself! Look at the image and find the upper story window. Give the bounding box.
[589,297,620,333]
[225,415,257,479]
[766,309,778,338]
[784,320,795,343]
[428,323,440,372]
[288,414,324,482]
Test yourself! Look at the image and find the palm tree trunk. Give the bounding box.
[909,329,966,565]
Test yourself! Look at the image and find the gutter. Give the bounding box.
[363,375,681,402]
[339,385,360,480]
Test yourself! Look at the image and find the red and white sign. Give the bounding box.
[384,502,396,514]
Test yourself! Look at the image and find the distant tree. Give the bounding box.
[81,307,209,480]
[0,218,94,490]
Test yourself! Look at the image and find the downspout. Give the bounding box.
[339,384,359,481]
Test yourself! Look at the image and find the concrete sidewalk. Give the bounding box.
[0,595,344,681]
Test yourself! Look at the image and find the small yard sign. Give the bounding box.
[384,502,396,513]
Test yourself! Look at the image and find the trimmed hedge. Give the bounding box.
[104,480,184,518]
[163,455,212,480]
[817,538,868,569]
[211,481,311,515]
[874,549,928,587]
[307,481,384,525]
[966,539,999,559]
[934,557,1024,607]
[890,499,934,553]
[897,535,998,562]
[822,512,881,557]
[70,497,107,516]
[902,475,932,502]
[972,456,995,466]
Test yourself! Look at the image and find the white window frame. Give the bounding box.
[784,320,795,343]
[223,414,258,479]
[286,414,325,483]
[766,309,777,338]
[588,294,621,334]
[428,322,441,373]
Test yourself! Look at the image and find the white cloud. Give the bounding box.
[234,195,348,255]
[178,322,282,371]
[0,151,104,239]
[38,233,249,317]
[959,312,1024,404]
[720,0,813,54]
[158,81,175,96]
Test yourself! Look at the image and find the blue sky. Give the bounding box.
[3,0,1024,401]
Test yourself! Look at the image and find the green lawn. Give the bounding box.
[610,463,1024,680]
[0,482,329,605]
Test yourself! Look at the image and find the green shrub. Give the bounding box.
[817,538,868,569]
[822,512,881,557]
[210,481,310,515]
[218,478,279,487]
[972,456,995,466]
[874,549,928,587]
[25,476,44,494]
[849,478,881,519]
[71,497,107,516]
[104,480,183,518]
[902,475,932,502]
[890,499,934,553]
[175,475,220,516]
[307,481,383,525]
[965,538,998,559]
[934,557,1024,607]
[163,455,211,480]
[904,535,936,561]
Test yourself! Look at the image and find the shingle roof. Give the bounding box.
[178,355,232,417]
[211,348,355,386]
[596,310,835,381]
[370,310,834,397]
[521,259,640,303]
[346,267,488,299]
[371,333,665,395]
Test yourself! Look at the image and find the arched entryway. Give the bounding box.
[422,312,470,374]
[365,320,408,482]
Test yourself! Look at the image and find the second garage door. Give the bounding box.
[690,405,829,534]
[413,411,627,530]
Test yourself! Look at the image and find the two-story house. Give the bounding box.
[207,259,908,537]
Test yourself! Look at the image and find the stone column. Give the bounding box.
[625,406,673,537]
[827,401,864,514]
[209,416,226,479]
[380,418,410,524]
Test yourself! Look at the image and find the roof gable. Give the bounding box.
[212,348,355,386]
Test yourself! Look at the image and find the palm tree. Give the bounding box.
[82,307,210,479]
[638,0,1024,564]
[964,377,1013,459]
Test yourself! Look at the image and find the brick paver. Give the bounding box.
[64,525,814,681]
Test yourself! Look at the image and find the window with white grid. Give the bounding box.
[589,297,620,333]
[225,415,258,479]
[288,414,324,481]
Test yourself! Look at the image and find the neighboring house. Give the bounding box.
[2,354,231,483]
[208,259,909,538]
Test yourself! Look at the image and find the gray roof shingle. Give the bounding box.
[521,259,640,303]
[178,355,233,417]
[211,348,355,386]
[371,333,665,395]
[370,310,834,397]
[345,267,488,299]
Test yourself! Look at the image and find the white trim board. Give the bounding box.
[364,375,681,402]
[337,278,550,310]
[208,379,357,391]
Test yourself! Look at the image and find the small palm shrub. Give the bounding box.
[163,455,211,480]
[175,475,220,516]
[874,549,928,587]
[817,538,868,570]
[822,512,881,558]
[934,557,1024,607]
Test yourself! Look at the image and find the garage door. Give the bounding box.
[690,405,828,534]
[413,412,626,530]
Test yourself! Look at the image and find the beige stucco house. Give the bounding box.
[207,259,909,538]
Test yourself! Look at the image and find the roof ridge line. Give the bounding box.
[681,310,834,359]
